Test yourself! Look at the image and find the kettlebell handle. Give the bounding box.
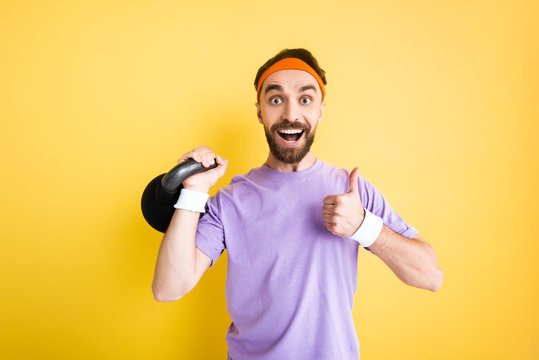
[161,159,218,193]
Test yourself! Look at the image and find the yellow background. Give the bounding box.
[2,0,538,359]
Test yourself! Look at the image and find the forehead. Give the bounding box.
[262,69,319,92]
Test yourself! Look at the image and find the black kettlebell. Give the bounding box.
[141,159,218,232]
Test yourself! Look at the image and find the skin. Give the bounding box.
[152,69,443,302]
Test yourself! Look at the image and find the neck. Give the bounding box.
[264,152,317,172]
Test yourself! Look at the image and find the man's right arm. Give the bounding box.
[152,209,212,302]
[151,146,228,302]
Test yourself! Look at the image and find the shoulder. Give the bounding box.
[223,166,262,193]
[318,160,381,204]
[318,159,369,190]
[208,166,262,204]
[316,159,349,178]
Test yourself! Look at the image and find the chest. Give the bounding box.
[221,179,348,266]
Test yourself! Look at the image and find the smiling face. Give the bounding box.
[256,69,325,166]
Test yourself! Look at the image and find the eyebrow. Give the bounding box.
[264,84,318,95]
[264,84,283,95]
[299,85,317,93]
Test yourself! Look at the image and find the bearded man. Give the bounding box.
[152,48,443,360]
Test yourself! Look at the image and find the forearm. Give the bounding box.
[367,226,444,292]
[152,209,200,301]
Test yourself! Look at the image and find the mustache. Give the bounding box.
[270,121,311,133]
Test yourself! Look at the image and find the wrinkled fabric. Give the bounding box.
[196,159,417,360]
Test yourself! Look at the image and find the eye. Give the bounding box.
[300,97,311,105]
[270,97,283,105]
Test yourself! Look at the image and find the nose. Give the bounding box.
[281,100,300,122]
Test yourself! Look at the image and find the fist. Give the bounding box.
[178,145,228,193]
[322,167,365,237]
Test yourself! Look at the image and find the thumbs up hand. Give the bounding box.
[322,167,366,238]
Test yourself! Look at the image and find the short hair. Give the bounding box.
[254,48,327,99]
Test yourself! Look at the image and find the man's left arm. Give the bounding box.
[367,229,444,292]
[322,167,444,292]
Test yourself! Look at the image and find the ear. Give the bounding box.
[255,102,263,124]
[318,101,326,123]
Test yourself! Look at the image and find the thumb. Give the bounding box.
[347,167,360,194]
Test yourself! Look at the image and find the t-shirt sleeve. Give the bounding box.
[359,176,418,241]
[195,192,226,267]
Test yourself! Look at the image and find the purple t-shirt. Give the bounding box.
[195,159,417,359]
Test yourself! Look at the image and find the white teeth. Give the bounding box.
[278,129,303,134]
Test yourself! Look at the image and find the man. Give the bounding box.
[152,48,443,359]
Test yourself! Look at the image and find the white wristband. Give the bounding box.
[174,188,210,213]
[350,209,384,247]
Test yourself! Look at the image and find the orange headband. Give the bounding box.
[256,57,326,100]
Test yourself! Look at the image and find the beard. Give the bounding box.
[264,120,316,164]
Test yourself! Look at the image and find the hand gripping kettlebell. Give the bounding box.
[141,159,218,232]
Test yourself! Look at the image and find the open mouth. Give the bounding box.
[277,128,304,144]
